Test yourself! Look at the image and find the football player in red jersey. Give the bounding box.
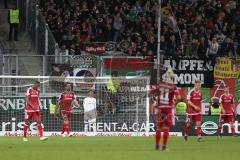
[151,68,181,151]
[56,82,80,137]
[184,80,203,142]
[23,81,48,141]
[217,86,238,137]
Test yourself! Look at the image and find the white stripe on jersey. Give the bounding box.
[187,89,195,100]
[187,88,200,100]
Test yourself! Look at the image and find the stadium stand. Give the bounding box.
[0,0,43,76]
[38,0,240,57]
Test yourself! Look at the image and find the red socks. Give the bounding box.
[61,123,70,135]
[197,126,202,137]
[163,128,169,146]
[24,124,43,137]
[61,123,66,134]
[217,123,222,134]
[156,128,169,146]
[184,124,190,136]
[155,130,161,146]
[231,126,236,135]
[65,124,70,135]
[37,124,43,137]
[23,124,28,137]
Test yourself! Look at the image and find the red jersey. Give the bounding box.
[187,89,202,114]
[152,81,179,108]
[59,92,76,111]
[219,93,234,114]
[25,87,40,112]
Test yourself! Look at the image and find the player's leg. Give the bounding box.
[62,117,69,136]
[162,125,170,151]
[196,121,203,141]
[184,114,191,141]
[162,112,172,151]
[61,112,71,137]
[61,111,69,136]
[66,113,72,136]
[91,110,98,132]
[88,111,97,132]
[155,110,162,150]
[23,112,32,141]
[61,116,66,135]
[65,119,71,136]
[229,115,237,136]
[84,113,90,132]
[89,118,97,133]
[195,115,203,142]
[84,121,89,132]
[155,124,162,150]
[34,112,48,141]
[217,115,223,137]
[229,122,237,136]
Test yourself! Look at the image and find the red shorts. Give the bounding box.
[25,111,41,121]
[157,108,173,127]
[186,113,202,123]
[219,114,234,123]
[61,110,71,119]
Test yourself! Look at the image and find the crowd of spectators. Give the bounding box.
[38,0,240,58]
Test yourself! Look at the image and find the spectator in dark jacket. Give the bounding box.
[197,37,208,59]
[218,37,235,56]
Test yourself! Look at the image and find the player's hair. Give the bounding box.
[35,81,40,84]
[65,82,71,86]
[165,66,174,80]
[195,80,201,84]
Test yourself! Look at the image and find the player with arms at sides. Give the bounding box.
[83,90,97,132]
[56,82,80,137]
[23,81,48,141]
[184,80,203,142]
[151,67,181,151]
[217,86,238,137]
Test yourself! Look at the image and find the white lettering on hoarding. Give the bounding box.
[201,121,240,135]
[0,118,38,132]
[84,122,154,132]
[0,98,49,110]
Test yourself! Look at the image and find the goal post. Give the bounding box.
[0,75,150,136]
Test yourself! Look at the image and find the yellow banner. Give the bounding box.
[214,57,240,78]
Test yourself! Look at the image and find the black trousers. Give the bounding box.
[9,23,18,41]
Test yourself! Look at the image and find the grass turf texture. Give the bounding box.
[0,136,239,160]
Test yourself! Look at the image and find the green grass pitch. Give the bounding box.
[0,136,239,160]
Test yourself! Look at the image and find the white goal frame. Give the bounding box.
[0,75,152,136]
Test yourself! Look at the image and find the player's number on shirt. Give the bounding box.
[160,88,169,103]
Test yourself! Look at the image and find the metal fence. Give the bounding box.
[0,53,2,75]
[18,0,61,55]
[1,54,101,76]
[2,55,70,76]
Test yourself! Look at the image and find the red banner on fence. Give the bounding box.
[85,43,105,54]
